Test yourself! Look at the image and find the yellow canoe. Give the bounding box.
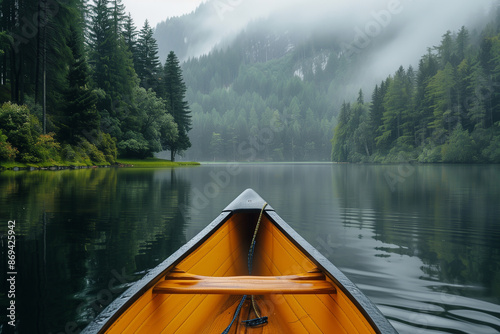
[83,189,397,333]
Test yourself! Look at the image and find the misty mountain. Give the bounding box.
[152,0,498,161]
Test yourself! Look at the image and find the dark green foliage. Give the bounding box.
[136,20,161,92]
[163,51,191,161]
[0,0,187,165]
[123,13,138,55]
[0,103,41,162]
[441,125,476,163]
[333,21,500,163]
[89,0,137,112]
[482,124,500,163]
[0,129,18,161]
[97,132,118,163]
[118,87,177,158]
[331,102,351,162]
[59,25,100,143]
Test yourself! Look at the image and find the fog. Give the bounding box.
[169,0,496,80]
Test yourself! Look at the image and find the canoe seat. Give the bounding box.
[153,269,337,295]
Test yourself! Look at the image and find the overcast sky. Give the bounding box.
[121,0,206,27]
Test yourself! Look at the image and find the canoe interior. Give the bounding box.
[103,212,377,333]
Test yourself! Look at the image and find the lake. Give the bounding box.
[1,163,499,333]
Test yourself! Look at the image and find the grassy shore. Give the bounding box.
[0,158,200,170]
[116,158,200,168]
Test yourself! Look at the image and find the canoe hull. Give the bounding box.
[82,189,397,334]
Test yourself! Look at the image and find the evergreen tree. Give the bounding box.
[163,51,191,161]
[370,84,382,141]
[426,62,456,140]
[456,26,469,62]
[456,58,473,131]
[89,0,137,119]
[136,20,161,92]
[414,50,439,144]
[110,0,126,36]
[89,0,114,93]
[60,25,99,143]
[123,13,138,57]
[490,35,500,125]
[377,66,413,148]
[437,31,455,67]
[331,102,350,162]
[467,62,490,129]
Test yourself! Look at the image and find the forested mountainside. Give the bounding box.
[153,1,499,162]
[333,21,500,163]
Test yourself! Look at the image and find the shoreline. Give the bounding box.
[0,159,200,171]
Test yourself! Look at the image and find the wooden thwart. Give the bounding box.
[153,269,337,295]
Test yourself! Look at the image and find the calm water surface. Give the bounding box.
[0,164,499,333]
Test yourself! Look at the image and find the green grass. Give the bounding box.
[116,158,200,168]
[0,161,28,169]
[0,160,105,170]
[1,157,199,170]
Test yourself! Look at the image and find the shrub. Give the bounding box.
[0,130,18,161]
[96,132,117,164]
[78,139,106,164]
[0,103,40,155]
[418,144,442,163]
[482,123,500,163]
[118,131,152,159]
[33,133,61,162]
[61,144,77,162]
[441,125,476,163]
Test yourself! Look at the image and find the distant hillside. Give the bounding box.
[153,0,497,162]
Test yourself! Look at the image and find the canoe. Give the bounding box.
[82,189,397,333]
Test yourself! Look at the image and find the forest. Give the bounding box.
[180,24,344,162]
[178,3,500,163]
[332,23,500,163]
[0,0,191,166]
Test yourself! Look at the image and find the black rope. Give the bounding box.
[221,295,247,334]
[221,203,269,333]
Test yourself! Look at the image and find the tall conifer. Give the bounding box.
[136,20,161,92]
[163,51,191,161]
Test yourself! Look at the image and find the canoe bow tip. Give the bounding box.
[223,188,274,213]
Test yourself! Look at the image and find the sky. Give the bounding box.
[121,0,206,27]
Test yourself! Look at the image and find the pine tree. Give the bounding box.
[427,62,457,139]
[89,0,114,94]
[60,24,99,143]
[110,0,126,36]
[414,50,439,144]
[163,51,191,161]
[89,0,136,114]
[123,13,138,56]
[490,35,500,125]
[331,102,350,162]
[456,26,469,63]
[370,79,388,145]
[376,66,413,148]
[136,20,161,92]
[456,58,473,131]
[437,31,455,67]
